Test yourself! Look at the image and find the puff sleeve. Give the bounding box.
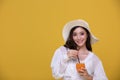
[51,47,69,79]
[93,58,108,80]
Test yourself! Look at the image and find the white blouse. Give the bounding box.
[51,46,108,80]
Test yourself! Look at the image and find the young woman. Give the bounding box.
[51,19,108,80]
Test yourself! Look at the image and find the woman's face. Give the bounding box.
[72,27,88,47]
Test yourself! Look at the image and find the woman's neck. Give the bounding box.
[77,45,89,55]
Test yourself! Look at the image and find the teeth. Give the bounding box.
[77,40,83,43]
[77,41,82,43]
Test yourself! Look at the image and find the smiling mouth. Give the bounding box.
[76,40,84,44]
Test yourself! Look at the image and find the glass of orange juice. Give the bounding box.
[76,63,85,71]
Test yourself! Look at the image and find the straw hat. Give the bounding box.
[62,19,98,44]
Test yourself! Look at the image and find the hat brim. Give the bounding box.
[62,19,99,44]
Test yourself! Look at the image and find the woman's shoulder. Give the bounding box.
[55,46,68,53]
[89,51,101,62]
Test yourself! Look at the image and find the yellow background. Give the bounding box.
[0,0,119,80]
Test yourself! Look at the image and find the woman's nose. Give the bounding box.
[77,35,81,39]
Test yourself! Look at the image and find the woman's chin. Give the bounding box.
[76,43,85,48]
[77,44,84,47]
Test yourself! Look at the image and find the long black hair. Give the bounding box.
[64,26,92,51]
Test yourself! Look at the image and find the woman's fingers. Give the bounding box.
[68,50,78,59]
[78,68,88,76]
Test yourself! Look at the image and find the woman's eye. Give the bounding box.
[73,33,77,36]
[80,32,84,35]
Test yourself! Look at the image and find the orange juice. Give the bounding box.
[76,63,85,71]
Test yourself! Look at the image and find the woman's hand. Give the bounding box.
[77,68,93,80]
[67,50,78,59]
